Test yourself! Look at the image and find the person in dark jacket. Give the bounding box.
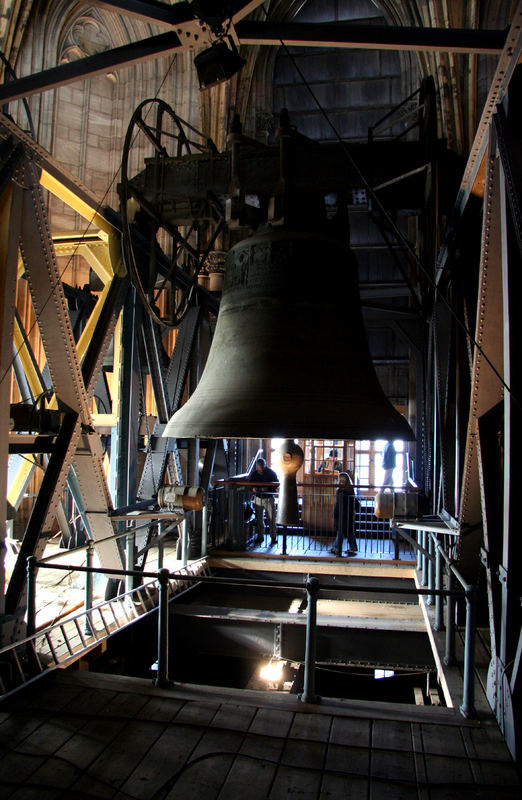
[248,457,279,545]
[330,472,358,556]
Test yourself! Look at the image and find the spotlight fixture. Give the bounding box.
[259,658,285,683]
[194,36,246,90]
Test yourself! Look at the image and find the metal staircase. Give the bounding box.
[0,560,211,699]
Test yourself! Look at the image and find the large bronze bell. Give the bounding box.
[164,227,413,441]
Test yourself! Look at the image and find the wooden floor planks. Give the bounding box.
[0,669,519,800]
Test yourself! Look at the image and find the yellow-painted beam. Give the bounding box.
[40,169,117,236]
[7,455,36,508]
[17,253,24,280]
[13,316,45,402]
[91,413,118,430]
[111,312,122,420]
[76,278,113,364]
[82,242,114,284]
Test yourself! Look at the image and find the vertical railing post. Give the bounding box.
[299,576,321,704]
[201,504,208,557]
[392,525,400,560]
[417,529,423,572]
[426,534,435,605]
[444,568,456,666]
[85,541,94,635]
[421,531,428,585]
[154,568,172,688]
[434,537,444,630]
[125,527,135,593]
[181,519,188,566]
[26,555,37,638]
[157,522,164,569]
[460,585,477,718]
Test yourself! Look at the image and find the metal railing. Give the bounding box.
[0,559,210,700]
[367,85,422,143]
[392,515,477,718]
[1,534,477,716]
[208,482,416,559]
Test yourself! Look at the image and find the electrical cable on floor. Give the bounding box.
[259,3,521,412]
[2,700,504,797]
[2,701,471,750]
[148,747,467,800]
[0,53,178,390]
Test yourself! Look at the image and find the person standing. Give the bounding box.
[381,440,397,489]
[330,472,358,556]
[248,457,279,545]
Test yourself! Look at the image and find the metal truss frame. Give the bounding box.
[0,0,521,761]
[0,116,129,638]
[429,30,522,757]
[0,1,508,106]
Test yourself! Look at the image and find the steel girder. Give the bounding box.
[458,131,505,569]
[0,179,23,616]
[0,129,130,634]
[4,409,79,618]
[0,0,509,109]
[138,306,202,500]
[0,16,507,108]
[435,75,522,758]
[437,3,522,276]
[14,159,126,565]
[480,93,522,762]
[234,20,506,54]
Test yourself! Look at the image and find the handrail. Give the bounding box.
[5,534,477,718]
[38,513,184,564]
[22,549,474,715]
[0,559,209,700]
[215,480,417,491]
[29,559,463,597]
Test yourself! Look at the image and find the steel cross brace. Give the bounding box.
[133,305,204,567]
[0,6,507,107]
[3,154,127,630]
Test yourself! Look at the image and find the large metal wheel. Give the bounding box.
[119,98,223,327]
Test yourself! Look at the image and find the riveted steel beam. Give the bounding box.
[8,157,126,585]
[0,179,24,615]
[494,104,522,261]
[5,409,79,616]
[20,160,92,423]
[138,305,202,498]
[72,433,123,572]
[235,21,506,54]
[437,3,522,277]
[0,32,182,105]
[458,127,504,576]
[0,112,118,236]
